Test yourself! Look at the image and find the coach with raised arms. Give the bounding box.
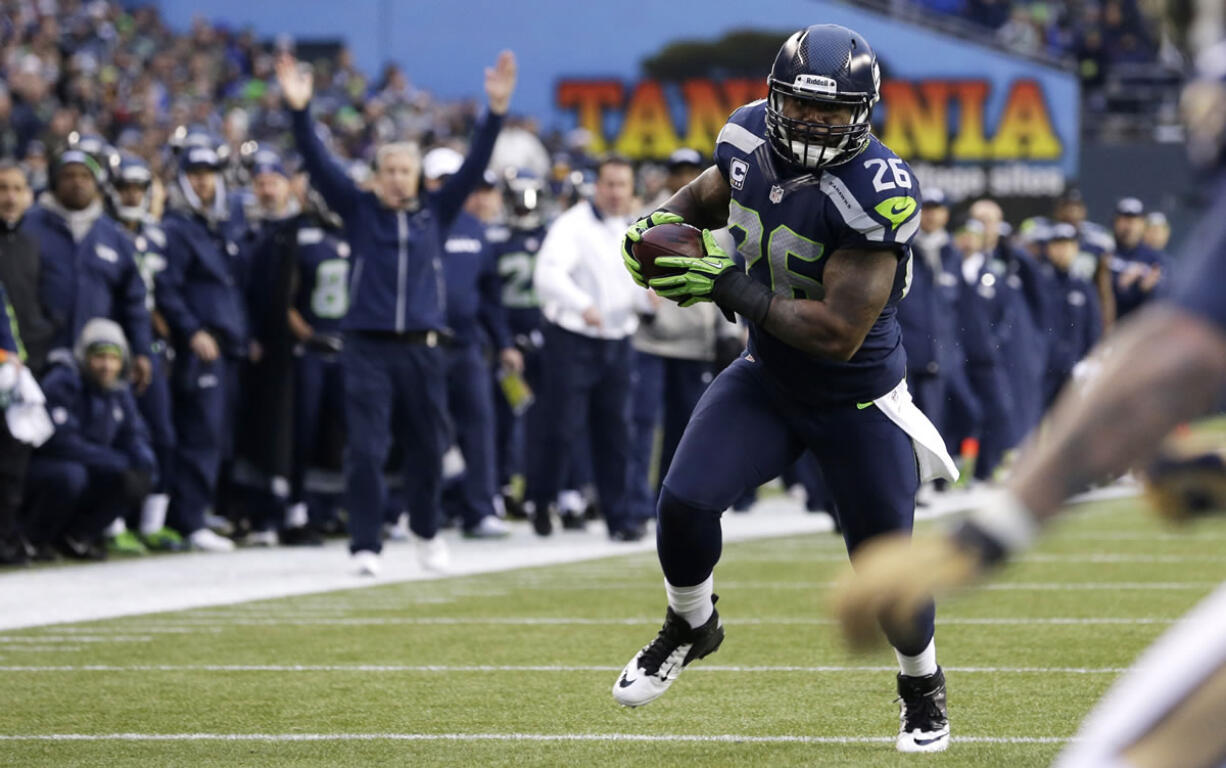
[276,49,517,576]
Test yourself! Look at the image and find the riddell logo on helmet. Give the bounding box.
[793,74,837,96]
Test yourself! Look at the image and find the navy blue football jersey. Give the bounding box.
[126,220,168,312]
[713,100,920,405]
[294,224,351,333]
[491,225,547,338]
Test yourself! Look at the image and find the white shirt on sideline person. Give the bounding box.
[534,198,650,340]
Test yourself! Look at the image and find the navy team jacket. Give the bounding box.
[290,105,502,334]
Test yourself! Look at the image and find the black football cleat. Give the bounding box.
[612,595,724,707]
[531,503,553,537]
[502,492,528,521]
[896,667,950,752]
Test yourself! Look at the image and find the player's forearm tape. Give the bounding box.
[711,271,773,326]
[952,493,1040,566]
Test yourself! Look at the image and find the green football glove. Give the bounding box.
[621,211,684,288]
[648,229,734,307]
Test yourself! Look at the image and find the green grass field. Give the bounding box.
[4,496,1226,767]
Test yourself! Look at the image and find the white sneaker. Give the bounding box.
[285,502,309,529]
[613,597,724,708]
[895,668,950,753]
[189,528,235,552]
[245,529,279,547]
[383,513,411,542]
[415,535,450,572]
[202,512,234,535]
[353,550,381,577]
[463,515,510,539]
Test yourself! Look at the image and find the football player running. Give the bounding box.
[616,25,958,752]
[833,34,1226,768]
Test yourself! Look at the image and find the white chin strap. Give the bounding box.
[116,205,146,222]
[790,136,854,170]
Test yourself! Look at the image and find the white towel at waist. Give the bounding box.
[869,378,959,485]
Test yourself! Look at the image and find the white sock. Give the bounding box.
[140,494,169,535]
[558,489,584,514]
[104,517,126,538]
[665,575,715,629]
[895,638,938,678]
[285,502,308,529]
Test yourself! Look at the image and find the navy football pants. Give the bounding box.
[22,459,135,545]
[342,333,449,554]
[906,370,946,442]
[658,357,933,655]
[136,344,175,495]
[627,351,712,523]
[293,349,345,515]
[526,323,632,533]
[169,352,239,535]
[445,342,497,529]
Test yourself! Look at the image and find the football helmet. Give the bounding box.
[502,168,547,231]
[765,24,881,170]
[66,131,118,184]
[169,125,229,172]
[107,152,153,223]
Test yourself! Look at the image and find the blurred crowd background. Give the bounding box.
[0,0,1186,567]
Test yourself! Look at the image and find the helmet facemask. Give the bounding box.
[111,176,152,223]
[504,176,546,230]
[765,78,874,171]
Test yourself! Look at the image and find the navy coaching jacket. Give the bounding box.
[38,362,157,476]
[290,105,502,335]
[23,198,152,357]
[158,199,250,357]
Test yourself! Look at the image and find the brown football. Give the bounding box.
[632,222,705,282]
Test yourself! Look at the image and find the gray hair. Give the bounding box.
[375,141,421,170]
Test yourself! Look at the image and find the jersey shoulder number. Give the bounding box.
[823,139,921,249]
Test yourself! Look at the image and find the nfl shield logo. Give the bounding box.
[769,185,784,204]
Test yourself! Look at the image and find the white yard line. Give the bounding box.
[92,616,1180,628]
[0,731,1072,744]
[0,663,1129,674]
[0,636,152,643]
[0,485,1135,631]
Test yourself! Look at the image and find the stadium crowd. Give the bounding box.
[915,0,1162,64]
[0,1,1178,570]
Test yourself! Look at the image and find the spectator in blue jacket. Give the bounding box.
[22,150,153,391]
[286,179,350,537]
[157,138,249,553]
[276,49,517,576]
[899,188,962,432]
[423,149,515,540]
[20,319,155,561]
[108,152,181,551]
[970,198,1048,475]
[946,218,1012,478]
[1110,197,1169,319]
[1041,223,1103,407]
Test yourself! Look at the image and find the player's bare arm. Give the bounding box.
[758,247,898,361]
[833,306,1226,650]
[658,166,732,232]
[1010,307,1226,521]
